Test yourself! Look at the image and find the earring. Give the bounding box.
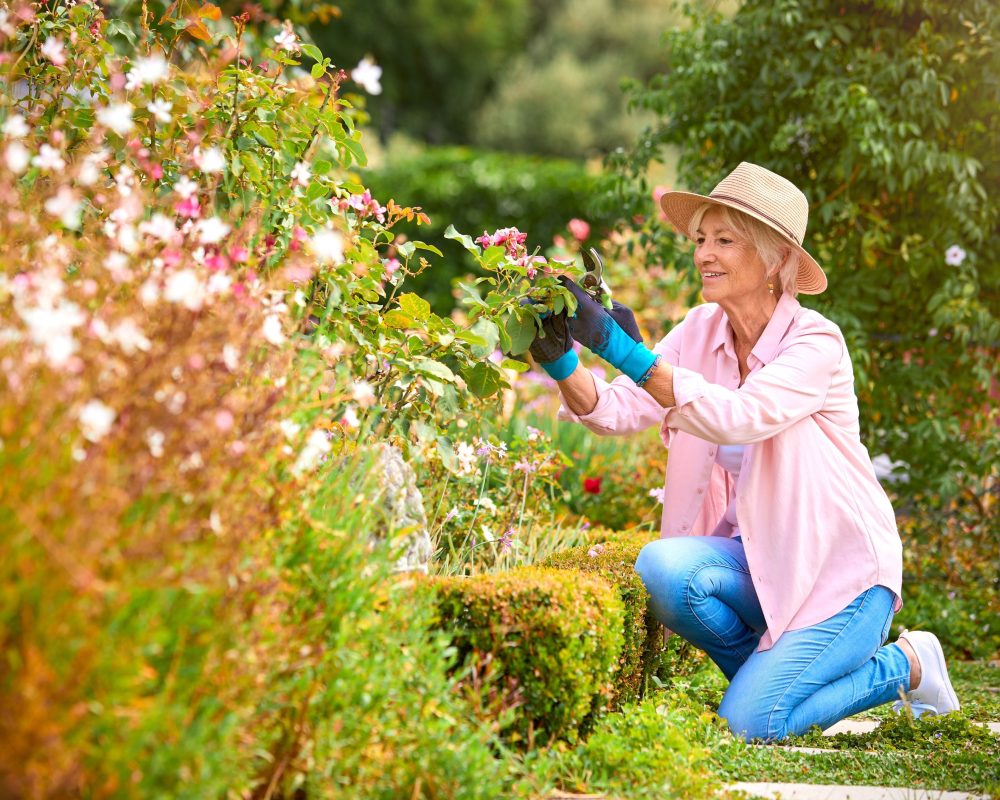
[768,280,774,295]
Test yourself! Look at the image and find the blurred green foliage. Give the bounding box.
[604,0,1000,518]
[311,0,543,144]
[473,0,681,157]
[364,146,615,312]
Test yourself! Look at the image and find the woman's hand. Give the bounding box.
[560,277,660,385]
[527,307,580,380]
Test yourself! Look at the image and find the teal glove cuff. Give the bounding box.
[617,342,657,384]
[540,349,579,381]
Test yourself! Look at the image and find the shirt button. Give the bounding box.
[708,448,716,456]
[697,488,704,495]
[680,524,688,531]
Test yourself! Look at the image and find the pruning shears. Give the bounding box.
[580,247,614,310]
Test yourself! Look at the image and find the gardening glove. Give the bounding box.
[560,277,659,385]
[526,307,580,381]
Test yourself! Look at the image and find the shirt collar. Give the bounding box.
[752,292,801,365]
[711,292,801,365]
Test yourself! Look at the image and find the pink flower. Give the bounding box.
[214,409,235,432]
[652,185,671,221]
[567,218,590,241]
[174,195,201,219]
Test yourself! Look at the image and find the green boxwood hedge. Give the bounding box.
[541,531,666,709]
[428,567,624,745]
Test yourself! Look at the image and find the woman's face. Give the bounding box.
[693,206,772,308]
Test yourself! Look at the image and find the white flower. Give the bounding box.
[145,428,165,458]
[475,496,497,515]
[44,187,83,229]
[262,314,285,346]
[648,487,664,504]
[196,216,231,245]
[173,175,199,199]
[147,98,173,124]
[193,146,226,174]
[17,298,86,368]
[279,419,301,441]
[351,57,382,95]
[290,161,311,187]
[351,380,376,407]
[273,25,299,53]
[308,226,345,264]
[341,406,360,428]
[5,142,30,174]
[163,269,206,311]
[139,279,160,306]
[79,400,116,443]
[222,344,240,372]
[944,245,966,266]
[111,317,151,355]
[3,114,29,139]
[455,441,477,475]
[40,37,67,66]
[292,429,331,477]
[207,271,232,296]
[31,143,66,171]
[97,102,135,135]
[128,55,169,86]
[480,525,495,543]
[139,213,178,243]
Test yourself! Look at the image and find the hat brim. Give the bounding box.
[659,190,828,295]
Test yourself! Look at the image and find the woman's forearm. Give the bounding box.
[557,364,599,416]
[557,357,676,416]
[642,359,676,408]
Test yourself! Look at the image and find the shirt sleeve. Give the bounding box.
[664,325,844,444]
[557,320,684,436]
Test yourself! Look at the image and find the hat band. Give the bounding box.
[709,192,800,243]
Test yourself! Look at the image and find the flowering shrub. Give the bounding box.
[0,3,529,795]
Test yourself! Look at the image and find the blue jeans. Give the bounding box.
[634,535,911,741]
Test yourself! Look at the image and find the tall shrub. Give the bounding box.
[605,0,999,525]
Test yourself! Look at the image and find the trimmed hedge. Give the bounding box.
[429,567,624,745]
[541,531,665,708]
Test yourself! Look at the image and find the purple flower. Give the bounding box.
[499,526,516,554]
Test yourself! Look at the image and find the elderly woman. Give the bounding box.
[528,162,960,741]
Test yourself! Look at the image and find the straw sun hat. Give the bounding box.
[658,161,828,295]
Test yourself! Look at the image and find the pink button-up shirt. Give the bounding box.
[559,292,902,650]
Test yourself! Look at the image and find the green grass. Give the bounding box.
[553,659,1000,798]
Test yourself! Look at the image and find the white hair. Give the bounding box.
[689,203,802,296]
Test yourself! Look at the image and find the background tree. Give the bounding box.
[605,0,999,525]
[310,0,542,144]
[472,0,684,158]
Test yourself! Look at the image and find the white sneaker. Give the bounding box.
[892,630,960,718]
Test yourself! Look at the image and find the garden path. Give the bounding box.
[726,714,999,800]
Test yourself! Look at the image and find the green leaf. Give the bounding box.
[502,309,537,356]
[300,43,323,62]
[311,62,327,80]
[383,310,416,329]
[398,293,431,322]
[462,362,504,398]
[465,318,499,358]
[106,18,137,45]
[500,358,530,373]
[444,224,480,255]
[413,358,456,383]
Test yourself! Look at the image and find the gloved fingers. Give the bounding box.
[557,274,602,316]
[609,300,642,344]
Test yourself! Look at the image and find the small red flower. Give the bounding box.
[583,477,602,495]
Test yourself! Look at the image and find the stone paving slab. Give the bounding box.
[823,719,1000,735]
[726,782,990,799]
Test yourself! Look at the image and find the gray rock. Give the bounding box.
[369,443,434,573]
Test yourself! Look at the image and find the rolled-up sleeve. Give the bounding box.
[557,322,684,436]
[664,327,844,444]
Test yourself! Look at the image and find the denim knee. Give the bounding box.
[634,539,697,626]
[718,694,781,742]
